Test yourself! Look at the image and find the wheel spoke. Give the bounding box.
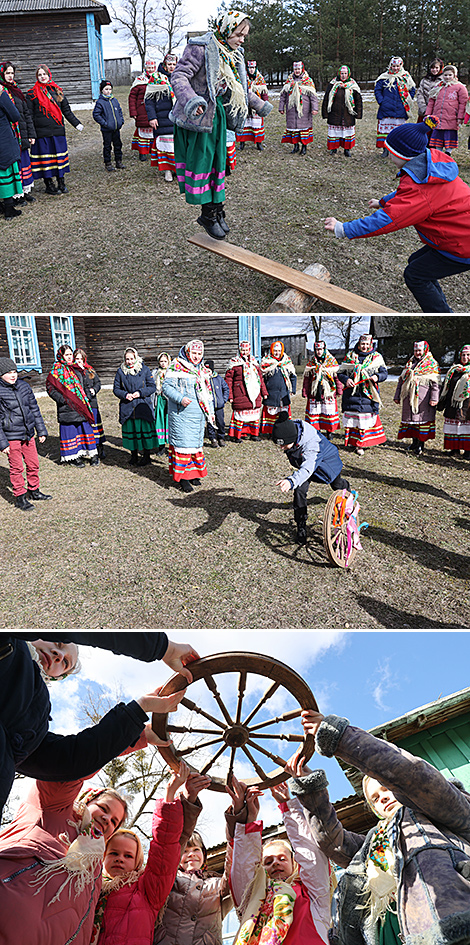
[247,739,285,767]
[167,724,223,736]
[242,745,268,781]
[200,743,228,776]
[243,681,280,727]
[181,697,227,730]
[249,708,302,731]
[235,671,247,725]
[226,746,237,787]
[251,732,304,742]
[204,675,234,726]
[178,736,225,757]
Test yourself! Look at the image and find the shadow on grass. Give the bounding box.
[353,594,466,629]
[369,524,469,578]
[350,465,470,510]
[167,486,332,567]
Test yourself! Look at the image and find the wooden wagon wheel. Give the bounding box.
[323,489,360,569]
[152,652,318,793]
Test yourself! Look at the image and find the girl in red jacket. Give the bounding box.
[325,117,470,312]
[91,763,191,945]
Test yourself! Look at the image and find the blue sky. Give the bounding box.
[19,630,468,848]
[259,316,371,348]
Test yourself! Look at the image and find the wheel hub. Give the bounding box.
[224,724,249,748]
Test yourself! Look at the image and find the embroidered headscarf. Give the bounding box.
[229,341,262,407]
[340,337,386,406]
[145,68,175,102]
[120,347,144,375]
[47,349,94,423]
[439,344,470,408]
[30,64,64,123]
[376,57,415,111]
[131,59,156,89]
[282,62,316,116]
[245,59,268,97]
[233,859,297,945]
[327,65,361,116]
[213,10,249,121]
[165,340,215,424]
[303,342,339,398]
[261,342,296,392]
[399,341,440,413]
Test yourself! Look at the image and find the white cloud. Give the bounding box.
[372,658,399,712]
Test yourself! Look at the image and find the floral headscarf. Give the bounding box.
[229,342,262,407]
[282,63,316,116]
[212,10,248,121]
[327,64,361,116]
[376,56,415,110]
[31,63,64,123]
[439,345,470,408]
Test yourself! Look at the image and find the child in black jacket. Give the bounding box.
[0,357,51,511]
[93,79,125,171]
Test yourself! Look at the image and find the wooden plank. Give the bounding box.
[188,234,398,314]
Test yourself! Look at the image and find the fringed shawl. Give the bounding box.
[47,360,94,423]
[303,348,339,399]
[229,352,262,407]
[261,349,296,393]
[440,361,470,408]
[166,344,215,425]
[340,347,386,406]
[327,70,361,116]
[399,345,440,414]
[282,70,317,117]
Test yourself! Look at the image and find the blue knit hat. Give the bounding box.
[385,115,439,160]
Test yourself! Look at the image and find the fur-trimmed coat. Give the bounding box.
[290,716,470,945]
[170,33,272,134]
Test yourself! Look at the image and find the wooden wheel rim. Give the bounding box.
[323,490,359,569]
[152,652,318,792]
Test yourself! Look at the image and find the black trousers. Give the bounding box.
[207,407,226,441]
[101,128,123,164]
[293,472,350,519]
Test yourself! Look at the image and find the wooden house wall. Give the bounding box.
[0,316,86,392]
[82,316,240,381]
[0,14,93,101]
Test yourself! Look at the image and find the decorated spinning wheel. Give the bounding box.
[152,653,318,792]
[322,489,362,569]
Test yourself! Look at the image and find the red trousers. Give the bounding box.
[7,438,40,496]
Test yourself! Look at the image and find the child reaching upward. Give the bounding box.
[91,763,191,945]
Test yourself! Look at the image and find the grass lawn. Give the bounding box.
[1,379,468,630]
[2,91,470,312]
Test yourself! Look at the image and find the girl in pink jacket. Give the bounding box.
[91,764,190,945]
[425,64,469,152]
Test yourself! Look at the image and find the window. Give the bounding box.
[5,315,42,371]
[50,316,76,355]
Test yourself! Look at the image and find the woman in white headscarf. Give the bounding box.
[225,341,268,442]
[374,56,416,154]
[162,340,215,493]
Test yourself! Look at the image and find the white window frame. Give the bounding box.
[49,315,76,356]
[5,315,42,371]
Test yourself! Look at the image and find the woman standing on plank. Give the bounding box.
[170,10,272,240]
[226,340,268,443]
[394,339,440,456]
[302,341,342,439]
[27,64,83,194]
[337,334,388,456]
[113,347,158,467]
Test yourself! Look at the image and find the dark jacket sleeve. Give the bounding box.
[91,372,102,396]
[16,698,148,781]
[321,84,331,119]
[92,99,106,126]
[113,368,129,401]
[26,387,48,438]
[15,632,169,662]
[221,378,230,404]
[289,769,367,868]
[60,94,81,128]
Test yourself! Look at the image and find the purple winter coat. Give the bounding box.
[279,79,319,131]
[290,716,470,945]
[170,32,272,134]
[394,366,440,424]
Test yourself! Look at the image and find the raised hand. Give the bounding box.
[301,709,325,739]
[166,761,191,802]
[163,640,200,683]
[225,774,247,815]
[182,771,212,802]
[270,780,290,804]
[246,785,263,823]
[137,685,187,715]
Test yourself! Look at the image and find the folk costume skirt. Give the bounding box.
[261,404,292,435]
[343,412,386,449]
[236,114,265,144]
[0,161,22,199]
[19,149,34,193]
[59,421,98,462]
[305,396,340,433]
[154,393,168,447]
[429,128,458,151]
[443,417,470,451]
[122,416,159,453]
[30,135,70,179]
[327,124,355,150]
[376,117,406,148]
[131,125,153,156]
[150,134,175,172]
[397,420,436,442]
[229,407,262,439]
[282,127,314,146]
[168,445,208,482]
[92,406,106,449]
[174,97,227,205]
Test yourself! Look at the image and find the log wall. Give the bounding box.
[0,13,93,101]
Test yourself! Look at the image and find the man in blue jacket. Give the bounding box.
[272,411,350,544]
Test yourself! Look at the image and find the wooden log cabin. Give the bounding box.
[0,0,110,102]
[0,315,262,391]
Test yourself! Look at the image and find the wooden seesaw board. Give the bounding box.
[188,233,398,314]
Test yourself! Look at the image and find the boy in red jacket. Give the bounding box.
[325,117,470,312]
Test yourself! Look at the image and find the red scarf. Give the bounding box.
[31,79,63,124]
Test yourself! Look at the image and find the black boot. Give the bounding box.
[216,203,230,234]
[45,178,59,195]
[29,489,52,500]
[138,450,151,466]
[239,141,245,150]
[331,474,350,493]
[15,493,35,511]
[197,203,226,240]
[89,455,100,466]
[139,152,148,162]
[129,450,139,465]
[300,144,307,155]
[180,480,194,493]
[294,509,308,545]
[24,191,36,202]
[56,176,68,194]
[98,444,106,459]
[291,143,299,153]
[3,198,22,218]
[256,142,264,150]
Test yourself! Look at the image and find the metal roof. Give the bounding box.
[0,0,108,13]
